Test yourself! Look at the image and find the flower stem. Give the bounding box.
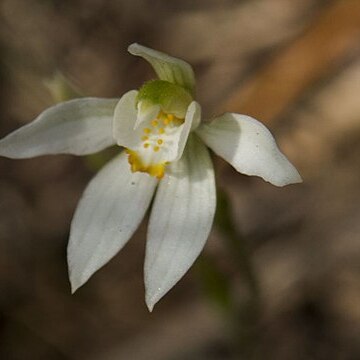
[215,188,260,299]
[215,187,262,359]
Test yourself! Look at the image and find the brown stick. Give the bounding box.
[220,0,360,125]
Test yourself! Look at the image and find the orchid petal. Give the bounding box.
[112,90,139,149]
[0,98,118,158]
[145,135,216,311]
[68,153,157,292]
[175,101,201,160]
[197,113,302,186]
[128,43,195,95]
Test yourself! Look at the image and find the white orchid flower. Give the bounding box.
[0,43,302,311]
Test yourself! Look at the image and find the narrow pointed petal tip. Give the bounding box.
[69,273,82,295]
[145,293,157,312]
[145,289,168,312]
[68,262,90,294]
[283,166,303,186]
[144,284,160,312]
[70,284,78,295]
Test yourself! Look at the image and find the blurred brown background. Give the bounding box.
[0,0,360,359]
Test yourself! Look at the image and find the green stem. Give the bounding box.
[215,187,261,359]
[215,188,260,300]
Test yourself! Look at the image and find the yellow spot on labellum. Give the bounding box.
[126,149,165,179]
